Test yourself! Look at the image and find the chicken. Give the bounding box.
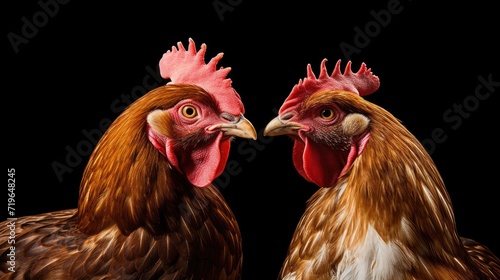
[264,59,500,279]
[0,38,256,279]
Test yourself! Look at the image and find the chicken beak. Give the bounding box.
[214,115,257,140]
[263,116,302,137]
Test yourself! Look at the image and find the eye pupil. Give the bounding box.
[321,109,334,119]
[182,105,198,118]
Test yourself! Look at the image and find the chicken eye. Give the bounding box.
[181,105,198,118]
[320,108,334,120]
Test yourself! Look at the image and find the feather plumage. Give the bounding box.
[1,39,256,279]
[265,59,500,279]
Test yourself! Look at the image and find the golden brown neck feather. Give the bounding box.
[281,92,489,278]
[76,84,213,235]
[334,93,468,258]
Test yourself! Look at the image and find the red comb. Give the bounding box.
[159,38,243,114]
[280,59,380,113]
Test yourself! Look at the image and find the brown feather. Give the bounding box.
[279,90,500,279]
[0,84,242,279]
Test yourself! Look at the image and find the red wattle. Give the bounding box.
[170,133,229,188]
[293,138,348,188]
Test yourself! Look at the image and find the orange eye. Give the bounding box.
[320,108,334,120]
[181,105,198,118]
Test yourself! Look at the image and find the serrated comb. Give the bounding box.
[159,38,244,115]
[280,59,380,113]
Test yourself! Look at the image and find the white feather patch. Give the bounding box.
[337,225,405,280]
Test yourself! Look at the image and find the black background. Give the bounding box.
[4,1,499,279]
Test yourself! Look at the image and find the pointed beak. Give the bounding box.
[263,116,303,137]
[210,115,257,140]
